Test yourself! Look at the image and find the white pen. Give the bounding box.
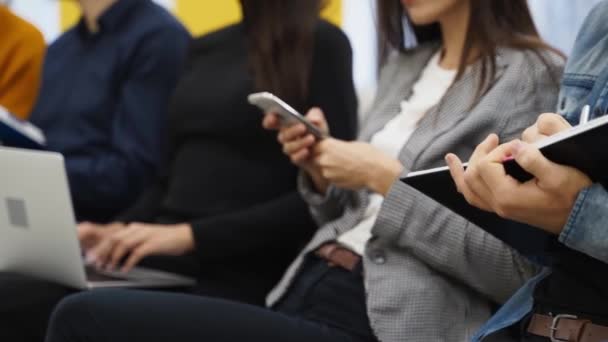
[579,105,591,126]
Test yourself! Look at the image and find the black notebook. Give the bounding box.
[0,107,45,150]
[401,114,608,256]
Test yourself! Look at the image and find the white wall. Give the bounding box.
[528,0,603,55]
[11,0,60,42]
[342,0,378,114]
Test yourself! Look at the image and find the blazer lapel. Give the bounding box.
[398,51,510,172]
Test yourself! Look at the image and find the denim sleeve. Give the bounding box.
[560,183,608,263]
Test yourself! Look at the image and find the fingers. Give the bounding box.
[457,135,501,210]
[469,134,499,164]
[510,141,579,191]
[472,143,522,215]
[311,138,336,157]
[521,123,544,143]
[88,236,114,269]
[89,225,144,270]
[306,108,329,134]
[522,113,571,143]
[283,135,315,163]
[262,113,281,130]
[511,141,555,181]
[277,124,307,144]
[121,244,154,273]
[446,153,468,195]
[107,227,149,271]
[78,222,101,249]
[536,113,571,136]
[446,153,493,211]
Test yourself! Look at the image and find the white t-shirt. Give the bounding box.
[337,52,456,255]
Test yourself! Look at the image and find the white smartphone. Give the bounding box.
[248,92,327,139]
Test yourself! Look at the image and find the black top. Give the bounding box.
[118,20,358,303]
[533,240,608,324]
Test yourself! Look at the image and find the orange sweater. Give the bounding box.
[0,6,45,119]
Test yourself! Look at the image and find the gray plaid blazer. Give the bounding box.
[267,43,564,342]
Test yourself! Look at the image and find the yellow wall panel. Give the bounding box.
[60,0,342,35]
[60,1,81,31]
[175,0,342,36]
[322,0,342,26]
[175,0,242,36]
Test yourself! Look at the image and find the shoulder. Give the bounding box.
[122,3,191,60]
[498,47,565,80]
[314,20,350,48]
[313,20,352,57]
[189,23,244,54]
[3,8,45,53]
[118,1,190,47]
[485,48,564,138]
[580,0,608,32]
[139,1,188,34]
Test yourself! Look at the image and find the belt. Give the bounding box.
[527,313,608,342]
[315,243,361,272]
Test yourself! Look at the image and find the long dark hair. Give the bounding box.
[377,0,563,99]
[240,0,325,111]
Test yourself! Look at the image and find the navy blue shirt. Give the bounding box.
[30,0,190,222]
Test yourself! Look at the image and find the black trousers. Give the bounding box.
[0,255,201,342]
[0,273,75,342]
[45,256,378,342]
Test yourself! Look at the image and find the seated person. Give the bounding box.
[29,0,190,222]
[80,0,357,302]
[0,3,45,119]
[45,0,564,341]
[446,2,608,341]
[0,0,357,341]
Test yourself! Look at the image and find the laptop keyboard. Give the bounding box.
[85,265,128,282]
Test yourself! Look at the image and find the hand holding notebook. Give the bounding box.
[402,110,608,254]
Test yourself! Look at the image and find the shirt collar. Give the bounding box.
[77,0,143,38]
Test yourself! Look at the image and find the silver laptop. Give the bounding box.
[0,147,196,289]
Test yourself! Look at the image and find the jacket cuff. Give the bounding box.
[559,183,608,263]
[297,170,335,207]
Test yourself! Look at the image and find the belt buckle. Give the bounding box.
[550,314,578,342]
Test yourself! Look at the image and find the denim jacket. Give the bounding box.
[474,1,608,340]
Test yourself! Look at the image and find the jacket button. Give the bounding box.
[370,250,386,265]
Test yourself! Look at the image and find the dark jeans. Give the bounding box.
[45,255,378,342]
[0,254,201,342]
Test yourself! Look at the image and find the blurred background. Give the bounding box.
[9,0,604,114]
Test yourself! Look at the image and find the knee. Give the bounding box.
[52,292,90,321]
[46,292,99,341]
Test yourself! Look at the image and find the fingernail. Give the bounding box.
[445,155,453,165]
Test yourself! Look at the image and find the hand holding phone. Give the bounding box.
[248,92,328,139]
